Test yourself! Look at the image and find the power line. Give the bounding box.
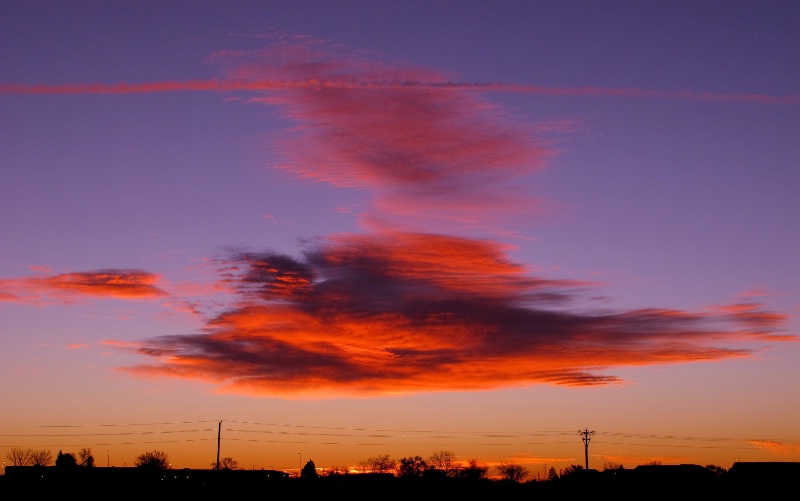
[3,422,794,453]
[37,420,220,428]
[1,429,215,437]
[29,420,798,444]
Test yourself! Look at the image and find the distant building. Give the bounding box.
[727,461,800,486]
[4,465,290,488]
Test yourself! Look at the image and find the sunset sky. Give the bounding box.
[2,1,799,475]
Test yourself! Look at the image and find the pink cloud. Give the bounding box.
[3,79,797,105]
[218,39,549,231]
[0,291,24,302]
[66,343,93,350]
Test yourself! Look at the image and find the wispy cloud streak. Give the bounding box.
[2,80,798,105]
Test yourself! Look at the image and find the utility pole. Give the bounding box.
[579,428,596,470]
[216,421,221,470]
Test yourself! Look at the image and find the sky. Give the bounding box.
[1,0,799,476]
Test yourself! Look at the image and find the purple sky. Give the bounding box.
[1,1,799,474]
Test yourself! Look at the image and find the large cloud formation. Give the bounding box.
[120,231,788,397]
[5,34,792,398]
[113,35,793,397]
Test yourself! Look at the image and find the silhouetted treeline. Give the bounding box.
[2,462,798,498]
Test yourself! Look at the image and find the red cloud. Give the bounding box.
[0,269,167,304]
[116,233,792,398]
[42,270,167,298]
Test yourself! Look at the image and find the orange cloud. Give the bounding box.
[0,269,167,304]
[749,440,799,454]
[40,270,167,298]
[116,232,793,398]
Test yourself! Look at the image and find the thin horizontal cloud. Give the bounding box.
[0,291,23,302]
[66,344,92,350]
[718,302,789,331]
[2,80,798,105]
[0,269,167,304]
[41,270,168,298]
[117,232,792,398]
[749,439,799,454]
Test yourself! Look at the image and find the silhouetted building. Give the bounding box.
[5,462,799,498]
[727,461,800,491]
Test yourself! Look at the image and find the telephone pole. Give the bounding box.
[579,428,596,470]
[216,421,221,470]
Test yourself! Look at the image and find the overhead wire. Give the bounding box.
[1,420,795,452]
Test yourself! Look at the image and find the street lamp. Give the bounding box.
[107,451,109,468]
[298,452,301,477]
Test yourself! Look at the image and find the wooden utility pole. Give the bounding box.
[216,421,221,470]
[580,428,596,470]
